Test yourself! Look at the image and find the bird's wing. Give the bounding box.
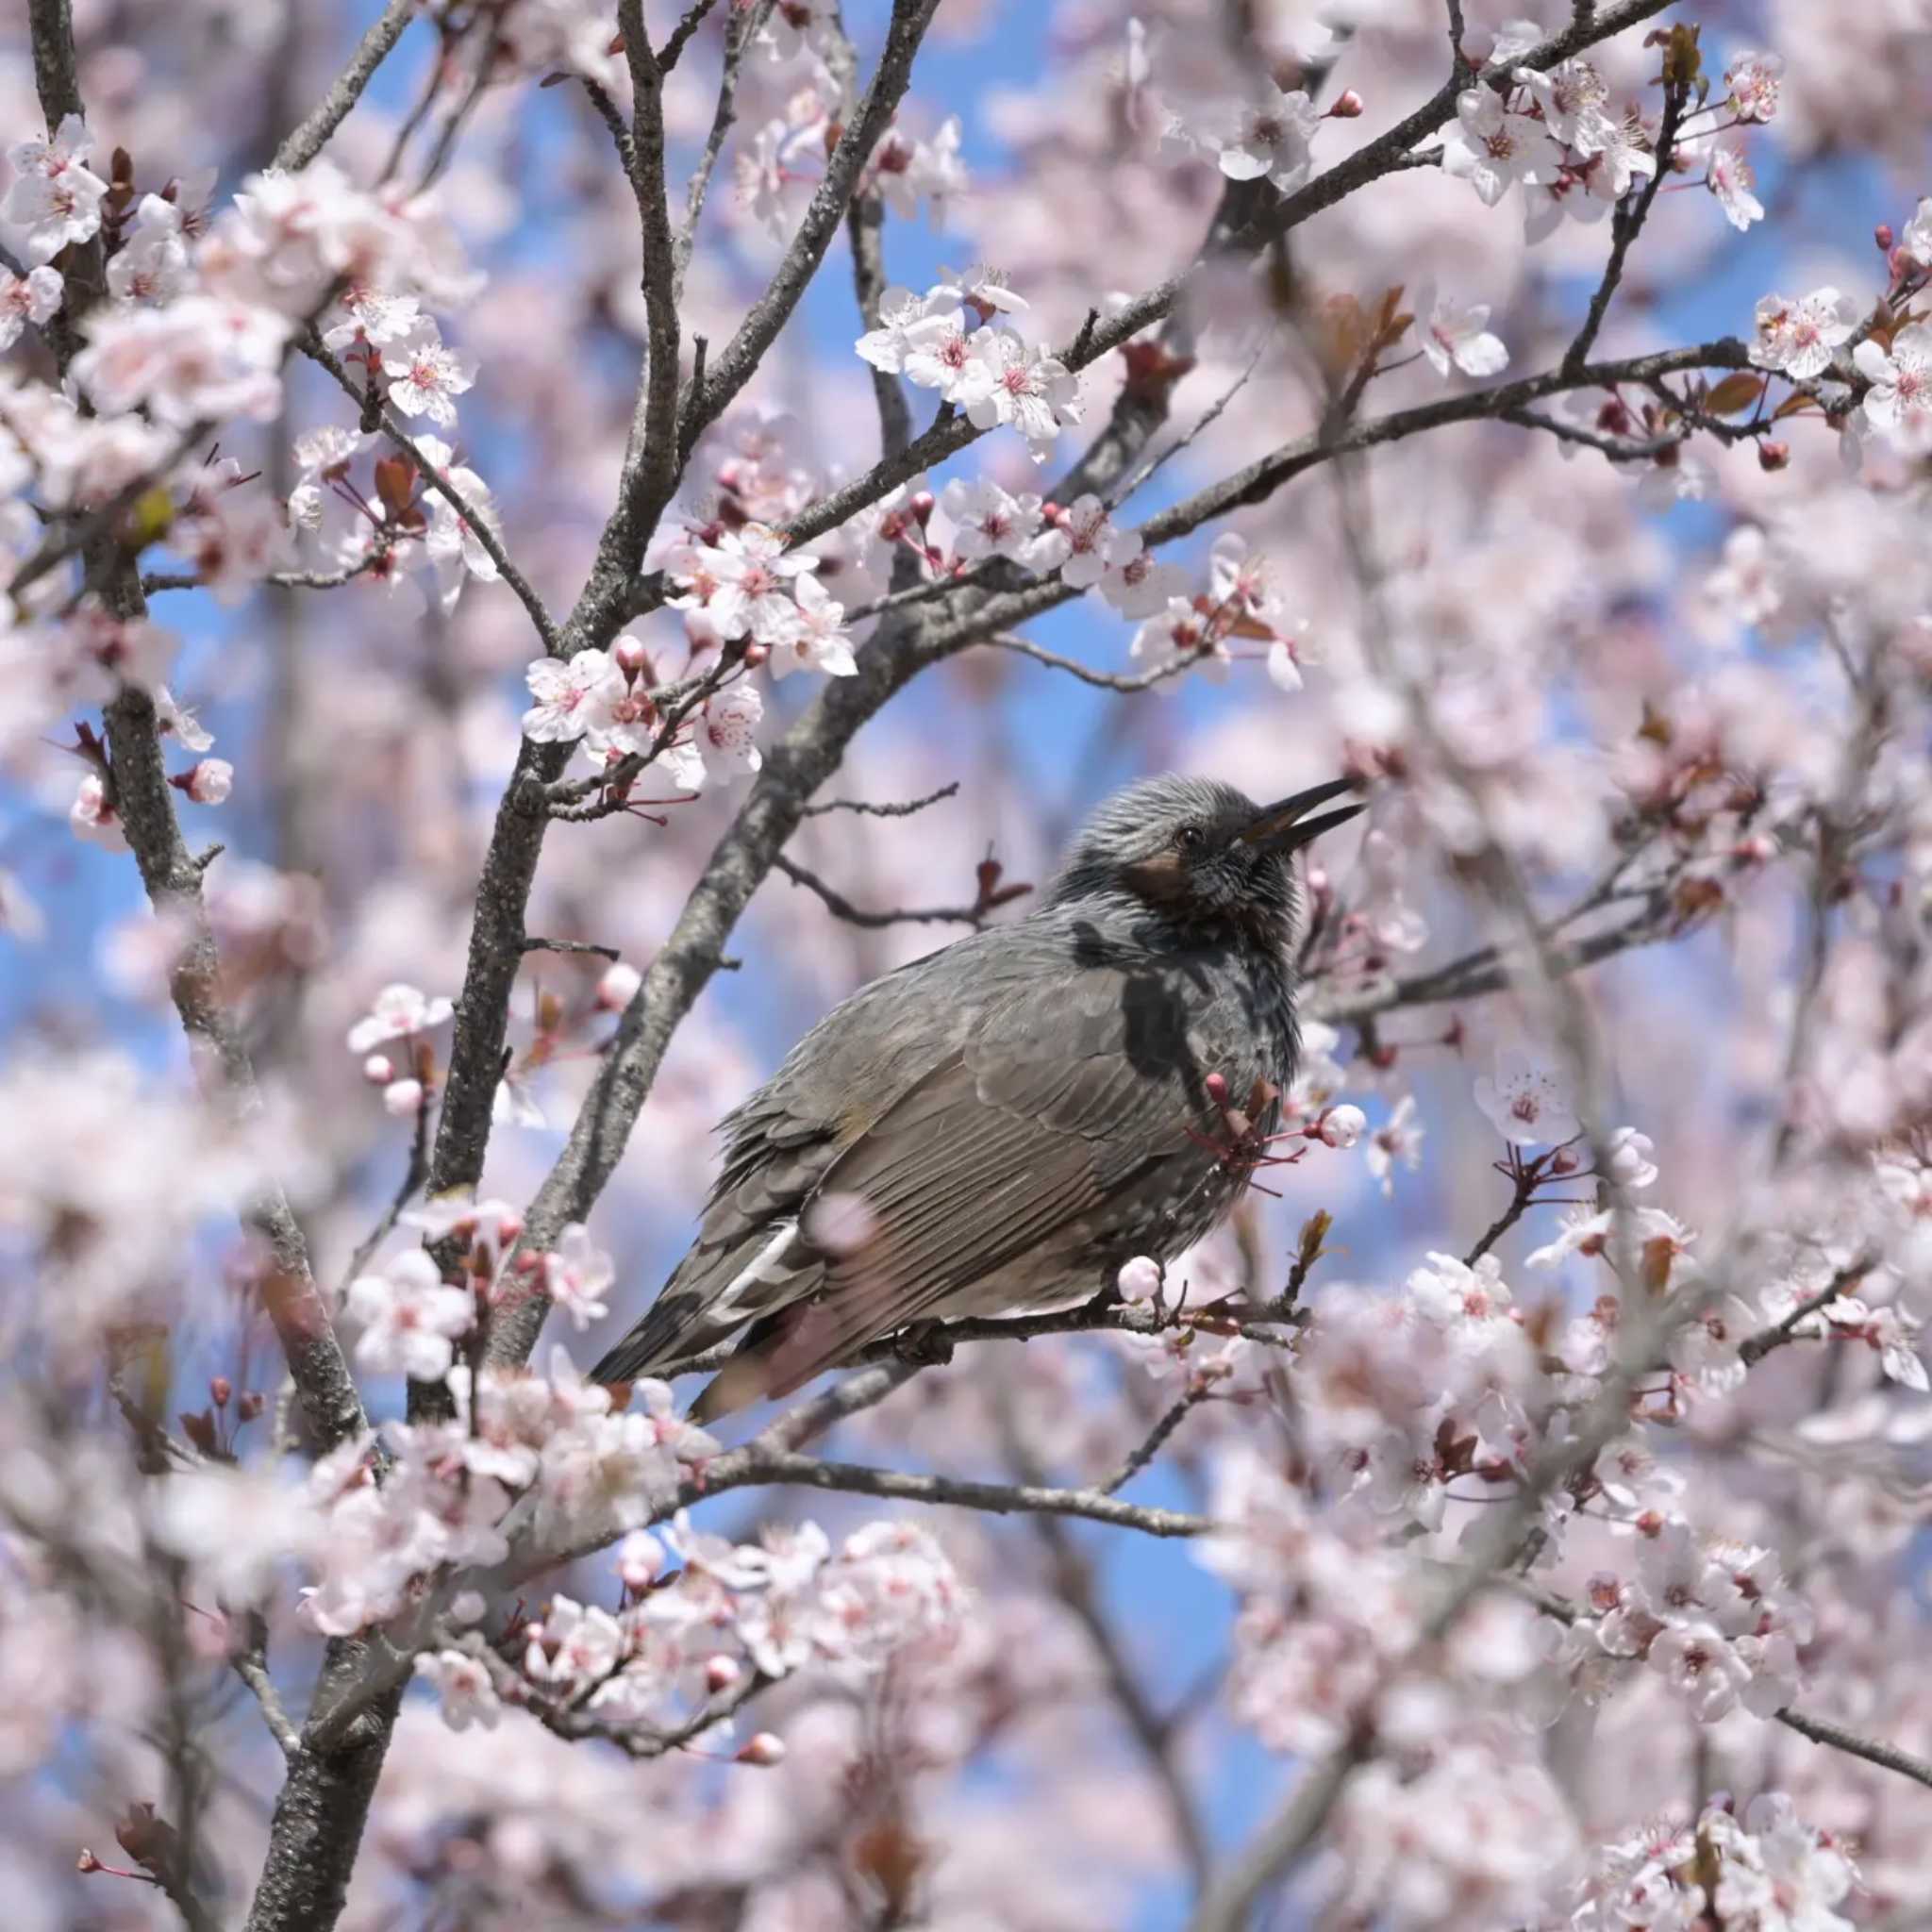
[591,936,1000,1382]
[732,959,1218,1403]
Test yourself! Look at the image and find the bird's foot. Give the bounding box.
[892,1322,957,1369]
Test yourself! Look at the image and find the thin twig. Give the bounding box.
[1103,1387,1216,1495]
[233,1622,301,1763]
[802,781,959,819]
[773,852,1003,929]
[1775,1707,1932,1794]
[1560,66,1686,375]
[302,334,559,651]
[1739,1257,1874,1367]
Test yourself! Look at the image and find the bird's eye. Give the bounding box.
[1175,825,1206,854]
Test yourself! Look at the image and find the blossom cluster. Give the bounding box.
[1571,1794,1857,1932]
[855,270,1080,462]
[419,1514,963,1736]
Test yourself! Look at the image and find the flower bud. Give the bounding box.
[237,1391,265,1422]
[706,1654,742,1693]
[449,1590,488,1625]
[737,1731,787,1766]
[1315,1104,1366,1149]
[1875,223,1895,253]
[1757,440,1790,472]
[209,1375,232,1407]
[616,1530,663,1591]
[186,758,233,805]
[1117,1255,1162,1305]
[1326,89,1364,118]
[909,490,935,525]
[382,1076,425,1118]
[613,635,650,682]
[77,1850,101,1874]
[362,1053,393,1085]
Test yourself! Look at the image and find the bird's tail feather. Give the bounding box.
[588,1218,820,1391]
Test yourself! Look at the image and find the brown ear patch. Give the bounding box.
[1121,850,1191,906]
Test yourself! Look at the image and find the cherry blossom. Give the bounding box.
[770,572,858,676]
[695,682,764,781]
[1514,58,1610,151]
[1364,1096,1425,1195]
[1749,287,1857,380]
[1420,292,1509,379]
[523,648,619,743]
[346,1250,477,1381]
[1440,88,1549,207]
[106,195,193,306]
[1473,1046,1580,1145]
[536,1225,616,1332]
[1725,49,1787,125]
[1199,83,1320,192]
[71,295,292,427]
[0,264,62,350]
[1704,142,1764,231]
[1853,325,1932,454]
[3,114,107,261]
[380,322,476,427]
[345,982,455,1055]
[690,522,817,642]
[957,327,1082,461]
[939,475,1043,563]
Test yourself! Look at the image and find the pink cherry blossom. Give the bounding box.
[1473,1045,1580,1145]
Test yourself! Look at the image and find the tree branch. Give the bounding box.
[690,0,942,439]
[1774,1707,1932,1794]
[302,333,558,652]
[274,0,423,174]
[771,852,1005,929]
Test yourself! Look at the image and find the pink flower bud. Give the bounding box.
[1205,1072,1230,1107]
[209,1375,232,1407]
[909,490,935,525]
[706,1654,742,1693]
[1326,89,1364,118]
[77,1850,101,1874]
[1757,440,1790,472]
[596,961,642,1010]
[613,635,650,681]
[382,1076,425,1118]
[1315,1104,1366,1149]
[186,758,233,805]
[616,1530,663,1591]
[361,1053,393,1085]
[237,1391,264,1422]
[1117,1256,1162,1305]
[737,1731,786,1766]
[1875,223,1895,252]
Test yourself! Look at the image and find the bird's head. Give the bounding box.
[1043,773,1366,944]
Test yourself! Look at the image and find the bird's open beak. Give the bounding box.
[1238,775,1367,855]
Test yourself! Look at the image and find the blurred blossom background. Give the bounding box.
[5,0,1932,1926]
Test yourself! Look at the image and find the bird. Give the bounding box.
[591,772,1366,1418]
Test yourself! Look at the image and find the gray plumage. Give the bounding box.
[591,773,1364,1417]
